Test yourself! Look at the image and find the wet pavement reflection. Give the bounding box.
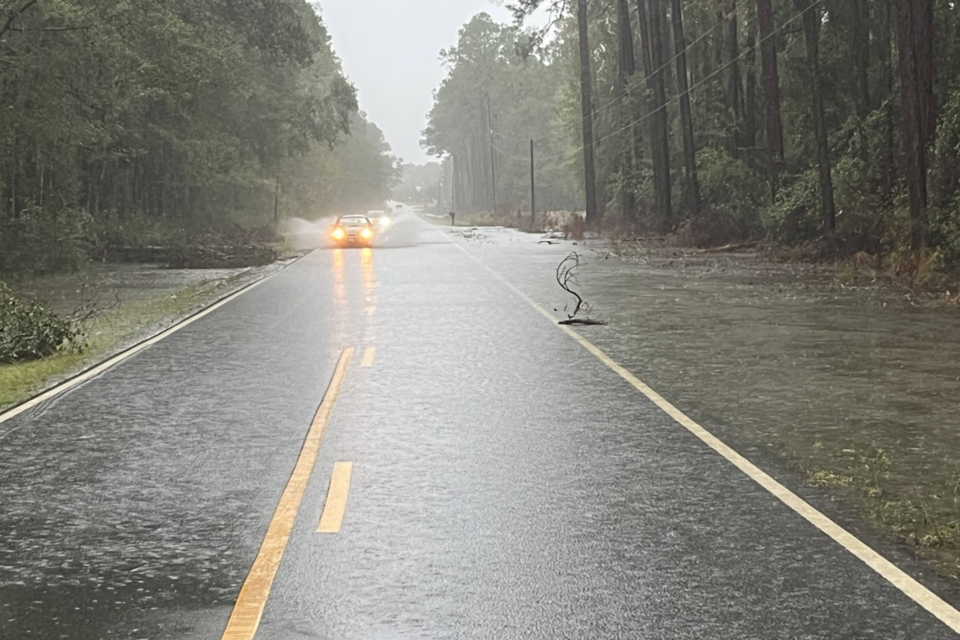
[1,218,959,639]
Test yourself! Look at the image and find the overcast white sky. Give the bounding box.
[317,0,514,165]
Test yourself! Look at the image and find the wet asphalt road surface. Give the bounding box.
[1,219,958,639]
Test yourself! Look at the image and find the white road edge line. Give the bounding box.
[440,229,960,634]
[0,256,305,428]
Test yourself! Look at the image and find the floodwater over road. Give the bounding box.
[459,226,960,579]
[2,216,960,639]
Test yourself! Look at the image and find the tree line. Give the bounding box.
[424,0,959,265]
[0,0,398,274]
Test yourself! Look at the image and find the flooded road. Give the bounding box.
[459,226,960,579]
[1,217,959,638]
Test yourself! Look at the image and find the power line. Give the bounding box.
[468,0,821,171]
[493,128,525,141]
[489,4,738,137]
[574,0,821,155]
[588,2,740,124]
[491,140,532,163]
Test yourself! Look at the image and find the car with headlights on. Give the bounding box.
[365,210,393,231]
[330,215,375,247]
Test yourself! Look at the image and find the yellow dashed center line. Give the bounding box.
[220,348,354,640]
[361,347,376,367]
[317,461,354,533]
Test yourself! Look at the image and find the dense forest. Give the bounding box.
[424,0,960,268]
[0,0,398,275]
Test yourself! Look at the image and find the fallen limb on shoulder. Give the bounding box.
[694,240,760,254]
[559,318,606,326]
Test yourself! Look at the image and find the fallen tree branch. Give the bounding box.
[8,24,94,32]
[694,240,761,254]
[559,318,606,326]
[615,236,667,243]
[554,251,606,326]
[556,252,586,318]
[70,280,121,326]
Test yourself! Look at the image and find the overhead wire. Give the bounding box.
[571,0,822,155]
[588,2,741,124]
[476,0,822,170]
[487,4,739,142]
[491,140,532,163]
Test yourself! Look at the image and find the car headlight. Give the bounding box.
[332,228,345,240]
[361,228,373,239]
[380,218,391,228]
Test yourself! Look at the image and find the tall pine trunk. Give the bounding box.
[616,0,638,223]
[577,0,599,227]
[795,0,836,234]
[756,0,784,174]
[727,2,742,152]
[878,0,896,200]
[895,0,935,251]
[671,0,701,215]
[638,0,672,227]
[744,19,757,148]
[852,0,871,119]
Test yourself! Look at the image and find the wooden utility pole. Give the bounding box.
[438,164,444,211]
[530,139,536,229]
[452,155,458,212]
[273,176,280,225]
[486,92,498,216]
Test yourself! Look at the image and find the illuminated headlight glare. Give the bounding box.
[380,218,391,227]
[361,228,373,239]
[332,228,345,240]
